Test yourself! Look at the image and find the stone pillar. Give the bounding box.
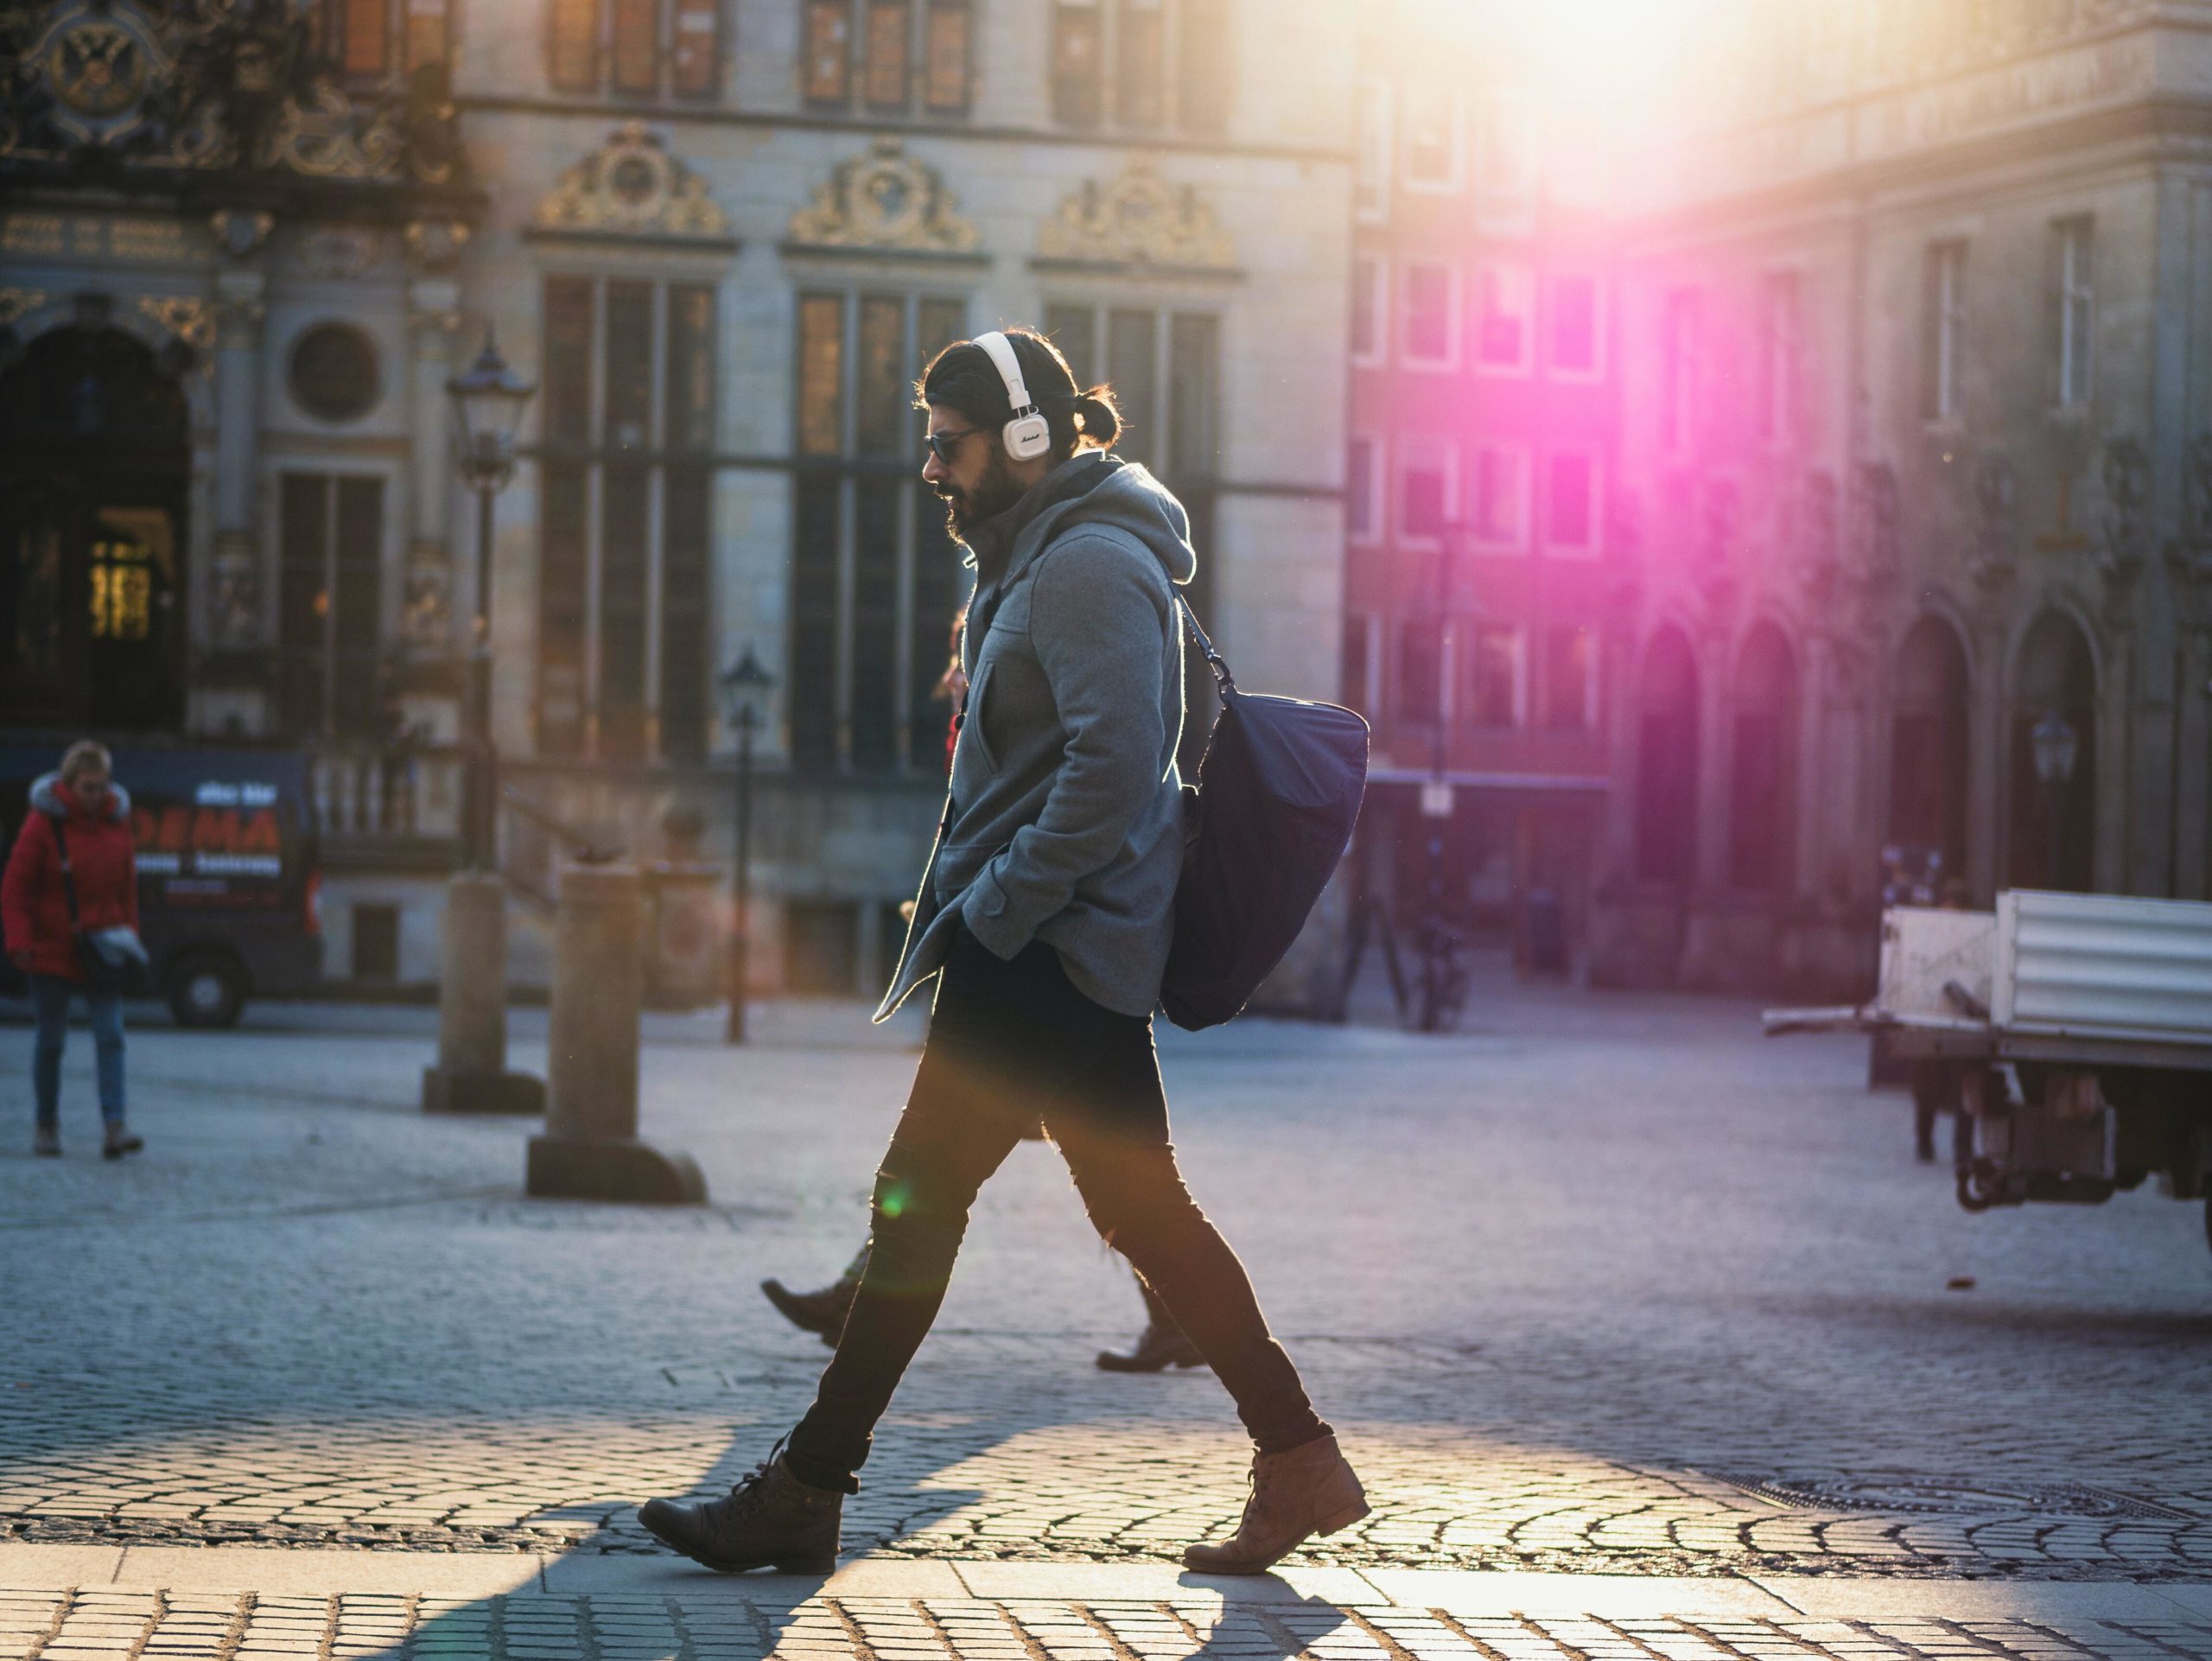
[2097,622,2134,896]
[210,265,268,651]
[527,864,706,1203]
[422,872,545,1115]
[1677,624,1733,986]
[2177,621,2212,901]
[1794,633,1831,901]
[1967,606,2012,903]
[404,277,461,656]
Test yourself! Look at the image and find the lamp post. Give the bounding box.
[2031,710,2079,891]
[446,327,536,870]
[421,328,542,1118]
[720,644,775,1044]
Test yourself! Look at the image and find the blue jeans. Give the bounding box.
[30,974,126,1129]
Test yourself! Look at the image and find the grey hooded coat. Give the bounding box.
[875,453,1195,1021]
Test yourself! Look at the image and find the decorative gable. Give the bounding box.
[530,123,734,249]
[784,137,982,262]
[1033,160,1238,278]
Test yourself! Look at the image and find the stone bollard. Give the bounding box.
[422,871,545,1116]
[526,862,707,1204]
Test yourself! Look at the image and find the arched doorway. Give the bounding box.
[2008,611,2097,891]
[1636,625,1700,885]
[1890,615,1971,888]
[0,323,191,731]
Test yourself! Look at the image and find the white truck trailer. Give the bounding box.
[1767,890,2212,1251]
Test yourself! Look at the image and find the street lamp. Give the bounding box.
[447,327,536,871]
[2031,710,2079,890]
[720,644,776,1044]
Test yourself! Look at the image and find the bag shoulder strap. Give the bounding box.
[51,815,83,931]
[1176,593,1236,698]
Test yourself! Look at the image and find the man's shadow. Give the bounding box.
[342,1365,1361,1659]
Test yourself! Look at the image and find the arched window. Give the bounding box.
[1635,625,1699,885]
[1728,623,1797,893]
[0,327,191,733]
[1890,615,1970,883]
[2009,611,2097,891]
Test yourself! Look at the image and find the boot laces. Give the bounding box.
[707,1435,791,1524]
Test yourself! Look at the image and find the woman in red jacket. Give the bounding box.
[3,740,145,1159]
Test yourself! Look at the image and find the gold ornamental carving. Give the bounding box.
[1035,160,1236,274]
[532,123,730,243]
[785,136,980,258]
[138,294,214,351]
[210,208,274,260]
[257,84,405,181]
[0,288,48,328]
[403,219,471,272]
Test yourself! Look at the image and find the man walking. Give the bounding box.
[639,328,1365,1575]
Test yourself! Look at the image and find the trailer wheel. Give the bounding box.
[168,952,247,1028]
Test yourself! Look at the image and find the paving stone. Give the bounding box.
[4,985,2212,1650]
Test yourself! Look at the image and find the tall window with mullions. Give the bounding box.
[276,473,385,739]
[790,290,969,776]
[1042,302,1221,771]
[535,273,719,762]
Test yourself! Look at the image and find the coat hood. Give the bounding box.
[29,771,131,822]
[1052,455,1198,587]
[964,452,1198,594]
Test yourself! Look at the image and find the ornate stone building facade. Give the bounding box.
[3,1,1356,1001]
[1338,1,1621,984]
[1592,0,2212,994]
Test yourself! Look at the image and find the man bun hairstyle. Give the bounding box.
[917,326,1126,461]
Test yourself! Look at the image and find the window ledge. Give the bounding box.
[780,240,990,267]
[526,226,741,254]
[1027,255,1244,283]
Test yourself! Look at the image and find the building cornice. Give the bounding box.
[0,163,486,225]
[453,96,1351,168]
[1623,93,2212,249]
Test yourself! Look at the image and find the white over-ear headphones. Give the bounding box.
[974,330,1053,463]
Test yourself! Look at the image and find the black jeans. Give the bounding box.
[785,926,1327,1491]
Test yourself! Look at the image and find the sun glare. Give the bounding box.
[1518,0,1732,109]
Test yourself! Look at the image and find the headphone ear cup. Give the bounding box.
[1003,412,1052,461]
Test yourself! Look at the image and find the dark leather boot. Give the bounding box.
[637,1450,842,1574]
[760,1276,857,1345]
[34,1125,60,1158]
[1096,1320,1206,1372]
[102,1122,143,1160]
[1183,1435,1370,1575]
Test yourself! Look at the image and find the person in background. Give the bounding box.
[4,740,145,1160]
[761,608,1204,1374]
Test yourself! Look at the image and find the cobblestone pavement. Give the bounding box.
[2,1569,2210,1661]
[3,971,2210,1626]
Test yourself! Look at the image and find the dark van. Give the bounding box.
[0,745,323,1026]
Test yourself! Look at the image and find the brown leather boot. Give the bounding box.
[637,1448,842,1574]
[1182,1435,1369,1575]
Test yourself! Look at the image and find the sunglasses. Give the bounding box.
[925,427,982,464]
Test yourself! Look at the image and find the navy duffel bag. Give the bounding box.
[1160,600,1370,1032]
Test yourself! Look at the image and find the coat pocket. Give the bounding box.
[963,659,1001,773]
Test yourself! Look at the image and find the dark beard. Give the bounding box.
[938,448,1024,538]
